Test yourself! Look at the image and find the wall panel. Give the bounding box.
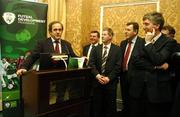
[66,0,180,55]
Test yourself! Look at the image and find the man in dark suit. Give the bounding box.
[161,25,176,39]
[16,21,77,103]
[16,21,76,74]
[119,22,144,117]
[171,48,180,117]
[128,12,176,117]
[83,30,100,57]
[88,27,121,117]
[82,30,99,116]
[160,25,179,98]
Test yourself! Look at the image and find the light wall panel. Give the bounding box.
[102,2,158,45]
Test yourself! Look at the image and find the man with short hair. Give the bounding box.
[119,22,144,117]
[16,21,76,75]
[83,31,100,57]
[128,11,176,117]
[161,25,176,39]
[16,21,77,103]
[82,30,100,116]
[83,31,100,64]
[89,27,121,117]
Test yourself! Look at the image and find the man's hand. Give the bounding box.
[102,76,110,85]
[145,28,155,43]
[96,75,110,85]
[16,69,27,76]
[155,63,169,70]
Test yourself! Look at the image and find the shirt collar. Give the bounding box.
[131,35,137,44]
[51,37,61,43]
[152,32,162,42]
[91,43,98,47]
[103,43,111,49]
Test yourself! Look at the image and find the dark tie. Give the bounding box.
[101,46,108,74]
[90,45,95,54]
[92,45,95,49]
[123,41,132,71]
[54,40,60,54]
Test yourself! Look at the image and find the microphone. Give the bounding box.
[51,54,68,70]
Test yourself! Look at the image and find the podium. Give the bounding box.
[21,68,92,117]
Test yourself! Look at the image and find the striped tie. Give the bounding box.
[101,46,108,74]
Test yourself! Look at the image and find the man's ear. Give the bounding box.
[154,24,160,31]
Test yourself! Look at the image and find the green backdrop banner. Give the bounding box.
[0,0,47,112]
[0,0,48,58]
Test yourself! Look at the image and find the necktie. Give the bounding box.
[101,46,108,74]
[89,45,95,55]
[54,40,60,54]
[92,45,95,49]
[123,41,132,71]
[90,45,95,56]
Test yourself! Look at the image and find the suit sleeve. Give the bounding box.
[82,46,86,56]
[88,46,100,77]
[21,40,42,70]
[64,41,77,57]
[143,38,176,66]
[107,47,122,81]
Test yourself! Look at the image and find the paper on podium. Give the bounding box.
[77,57,86,68]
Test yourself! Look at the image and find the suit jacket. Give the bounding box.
[119,36,147,73]
[171,81,180,117]
[83,44,91,56]
[88,43,121,89]
[22,38,76,70]
[171,48,180,116]
[129,34,176,103]
[83,44,99,56]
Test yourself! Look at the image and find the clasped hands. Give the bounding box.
[96,74,110,85]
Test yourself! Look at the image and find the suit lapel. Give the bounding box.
[86,45,91,56]
[128,37,144,64]
[61,41,66,53]
[97,45,103,64]
[153,35,168,51]
[107,44,114,61]
[131,37,141,57]
[122,40,128,55]
[46,38,55,53]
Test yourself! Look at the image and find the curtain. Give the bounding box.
[38,0,66,38]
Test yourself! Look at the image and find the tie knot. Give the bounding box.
[128,40,132,44]
[54,40,59,43]
[104,46,108,49]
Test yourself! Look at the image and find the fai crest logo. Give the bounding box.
[2,12,16,24]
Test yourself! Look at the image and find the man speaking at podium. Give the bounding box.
[16,21,77,104]
[16,21,76,75]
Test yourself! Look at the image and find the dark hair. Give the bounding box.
[48,21,64,32]
[90,30,100,38]
[162,25,176,35]
[126,22,139,34]
[103,27,114,37]
[143,11,164,31]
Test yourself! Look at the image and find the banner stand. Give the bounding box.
[0,0,47,115]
